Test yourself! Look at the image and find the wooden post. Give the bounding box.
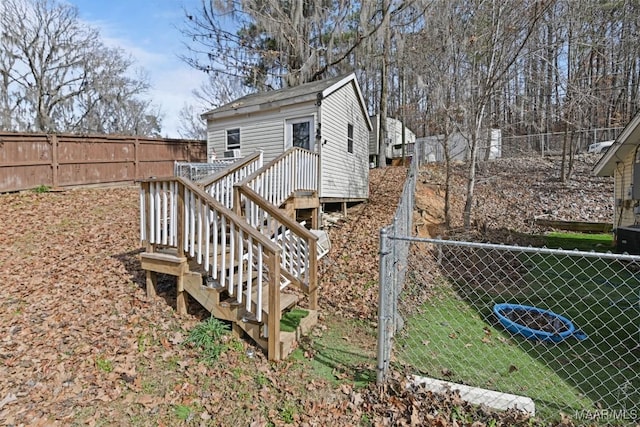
[176,274,188,314]
[231,323,242,339]
[308,240,318,310]
[311,206,318,229]
[176,180,185,255]
[142,182,154,252]
[134,137,139,180]
[142,181,156,299]
[51,134,58,188]
[146,270,157,299]
[268,250,281,361]
[233,187,242,216]
[175,180,187,314]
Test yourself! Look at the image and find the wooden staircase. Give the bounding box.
[138,148,327,360]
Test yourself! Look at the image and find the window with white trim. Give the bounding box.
[226,128,240,150]
[347,123,354,153]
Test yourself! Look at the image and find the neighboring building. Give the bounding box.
[416,129,502,163]
[593,112,640,229]
[368,115,416,165]
[417,132,471,163]
[201,73,372,202]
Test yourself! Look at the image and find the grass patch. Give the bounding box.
[396,293,593,421]
[33,184,50,193]
[281,308,309,332]
[95,356,113,373]
[279,402,298,423]
[173,404,192,422]
[186,316,230,364]
[398,247,640,423]
[293,317,377,388]
[543,231,613,252]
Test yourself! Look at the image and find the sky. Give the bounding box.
[68,0,210,138]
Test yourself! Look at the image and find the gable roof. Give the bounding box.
[201,73,372,130]
[593,112,640,176]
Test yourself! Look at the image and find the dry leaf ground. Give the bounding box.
[0,157,607,426]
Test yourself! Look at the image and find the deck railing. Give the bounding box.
[198,151,263,209]
[234,147,320,308]
[241,147,318,208]
[235,185,319,308]
[139,176,283,359]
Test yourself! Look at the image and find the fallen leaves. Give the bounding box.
[0,157,594,426]
[320,167,408,321]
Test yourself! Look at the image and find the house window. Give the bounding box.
[226,128,240,150]
[292,122,311,149]
[347,123,354,153]
[286,116,314,151]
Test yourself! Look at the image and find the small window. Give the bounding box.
[347,123,354,153]
[226,128,240,150]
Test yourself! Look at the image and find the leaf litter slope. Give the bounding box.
[0,180,411,426]
[320,166,409,321]
[0,160,591,426]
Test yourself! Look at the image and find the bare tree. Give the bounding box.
[181,0,363,89]
[0,0,160,135]
[180,0,420,91]
[377,0,392,168]
[438,0,549,229]
[177,73,250,140]
[178,104,207,140]
[406,2,465,226]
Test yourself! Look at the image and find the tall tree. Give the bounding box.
[406,1,465,226]
[459,0,549,228]
[377,0,392,168]
[0,0,160,135]
[180,0,418,90]
[181,0,364,89]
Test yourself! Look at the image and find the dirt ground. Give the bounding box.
[414,154,613,241]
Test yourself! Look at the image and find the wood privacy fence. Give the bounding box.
[0,132,206,193]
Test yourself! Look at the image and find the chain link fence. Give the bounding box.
[378,144,640,424]
[501,127,624,157]
[174,160,238,181]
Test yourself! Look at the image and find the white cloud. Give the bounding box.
[79,16,207,138]
[151,67,208,138]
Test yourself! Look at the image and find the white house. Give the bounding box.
[368,115,416,165]
[201,73,372,203]
[416,129,502,163]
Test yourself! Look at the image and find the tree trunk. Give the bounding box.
[377,0,391,168]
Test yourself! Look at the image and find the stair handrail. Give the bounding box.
[197,151,263,209]
[139,176,283,360]
[235,147,318,208]
[234,179,319,310]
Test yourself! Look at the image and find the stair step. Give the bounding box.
[140,251,187,276]
[238,309,259,324]
[257,289,298,315]
[220,297,242,308]
[280,309,319,358]
[203,276,226,290]
[182,272,222,314]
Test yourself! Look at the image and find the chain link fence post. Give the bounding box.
[377,226,391,384]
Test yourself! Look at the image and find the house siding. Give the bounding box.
[368,115,417,160]
[369,115,379,156]
[204,73,370,202]
[614,150,637,227]
[320,82,369,200]
[206,102,318,162]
